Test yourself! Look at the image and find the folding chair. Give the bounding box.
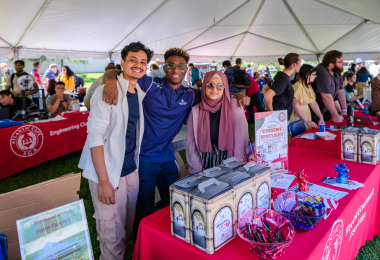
[288,120,307,137]
[0,234,7,260]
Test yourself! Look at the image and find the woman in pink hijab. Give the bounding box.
[186,70,249,174]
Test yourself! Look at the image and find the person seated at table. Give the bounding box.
[264,53,301,121]
[46,79,56,97]
[56,66,75,93]
[0,89,38,118]
[186,71,248,174]
[343,76,363,104]
[289,65,325,130]
[79,41,151,259]
[356,67,372,95]
[368,72,380,116]
[345,72,358,97]
[46,82,71,114]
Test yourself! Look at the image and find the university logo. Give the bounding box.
[179,99,187,105]
[10,125,44,157]
[321,219,343,260]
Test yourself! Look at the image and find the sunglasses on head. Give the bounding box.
[205,82,225,90]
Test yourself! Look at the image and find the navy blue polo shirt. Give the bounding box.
[137,75,201,162]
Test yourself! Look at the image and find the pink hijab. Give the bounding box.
[198,71,235,157]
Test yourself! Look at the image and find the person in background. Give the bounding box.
[346,72,358,97]
[0,89,38,118]
[368,72,380,116]
[254,72,266,90]
[84,63,117,111]
[43,64,58,80]
[222,60,247,94]
[5,60,38,99]
[56,66,75,93]
[46,79,56,96]
[355,66,372,96]
[343,76,362,104]
[264,53,301,120]
[369,58,380,78]
[356,58,363,72]
[74,74,84,92]
[192,78,202,90]
[289,64,324,130]
[246,64,254,77]
[0,63,15,83]
[343,63,356,77]
[312,50,347,123]
[116,64,122,70]
[261,66,272,79]
[46,81,71,114]
[30,61,43,106]
[186,71,248,173]
[148,63,165,78]
[243,68,265,122]
[188,63,199,85]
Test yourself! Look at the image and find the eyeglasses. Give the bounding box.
[205,82,225,90]
[165,63,187,70]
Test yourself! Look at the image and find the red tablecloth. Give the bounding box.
[325,116,378,129]
[289,129,341,153]
[133,147,380,260]
[0,114,88,179]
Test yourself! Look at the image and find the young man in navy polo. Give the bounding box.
[102,47,250,240]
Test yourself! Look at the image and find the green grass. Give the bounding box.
[0,94,378,259]
[76,72,104,86]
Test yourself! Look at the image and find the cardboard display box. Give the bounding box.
[0,173,81,260]
[341,127,361,162]
[358,128,380,165]
[68,99,80,111]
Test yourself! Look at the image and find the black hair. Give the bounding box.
[121,41,154,63]
[350,63,356,72]
[33,61,41,68]
[56,81,65,86]
[235,58,242,64]
[222,60,231,67]
[278,53,300,69]
[322,50,343,67]
[14,60,25,66]
[63,66,74,78]
[296,64,316,88]
[0,89,14,98]
[188,63,194,67]
[347,72,356,79]
[164,48,190,63]
[116,64,122,70]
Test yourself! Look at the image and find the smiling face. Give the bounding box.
[164,55,187,87]
[205,77,224,100]
[14,62,24,73]
[121,50,148,80]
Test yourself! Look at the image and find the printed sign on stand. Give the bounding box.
[16,200,93,260]
[255,110,288,169]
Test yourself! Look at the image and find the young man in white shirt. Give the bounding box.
[79,42,153,260]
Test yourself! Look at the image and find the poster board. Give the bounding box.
[255,110,288,169]
[16,200,93,260]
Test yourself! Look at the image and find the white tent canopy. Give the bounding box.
[1,0,380,62]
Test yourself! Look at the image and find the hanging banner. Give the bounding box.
[16,200,93,260]
[255,110,288,169]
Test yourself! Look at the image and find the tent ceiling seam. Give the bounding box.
[0,36,13,48]
[15,0,51,47]
[232,0,266,57]
[181,0,251,49]
[109,0,169,52]
[247,32,317,53]
[314,0,379,24]
[321,20,368,53]
[185,33,245,51]
[283,0,319,52]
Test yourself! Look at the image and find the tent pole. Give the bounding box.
[15,0,51,47]
[232,0,266,57]
[181,0,251,49]
[0,36,13,48]
[109,0,169,53]
[282,0,319,52]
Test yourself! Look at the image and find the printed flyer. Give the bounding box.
[16,200,93,260]
[255,110,288,168]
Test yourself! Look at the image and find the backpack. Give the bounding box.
[233,67,251,86]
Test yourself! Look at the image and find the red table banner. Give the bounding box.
[0,115,88,179]
[133,147,380,260]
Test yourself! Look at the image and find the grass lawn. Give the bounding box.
[0,73,379,259]
[76,72,104,87]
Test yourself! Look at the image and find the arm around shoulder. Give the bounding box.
[186,107,203,174]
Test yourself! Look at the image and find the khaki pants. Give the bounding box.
[84,98,91,111]
[89,169,139,260]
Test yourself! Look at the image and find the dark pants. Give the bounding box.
[247,92,265,121]
[32,97,40,108]
[133,160,180,241]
